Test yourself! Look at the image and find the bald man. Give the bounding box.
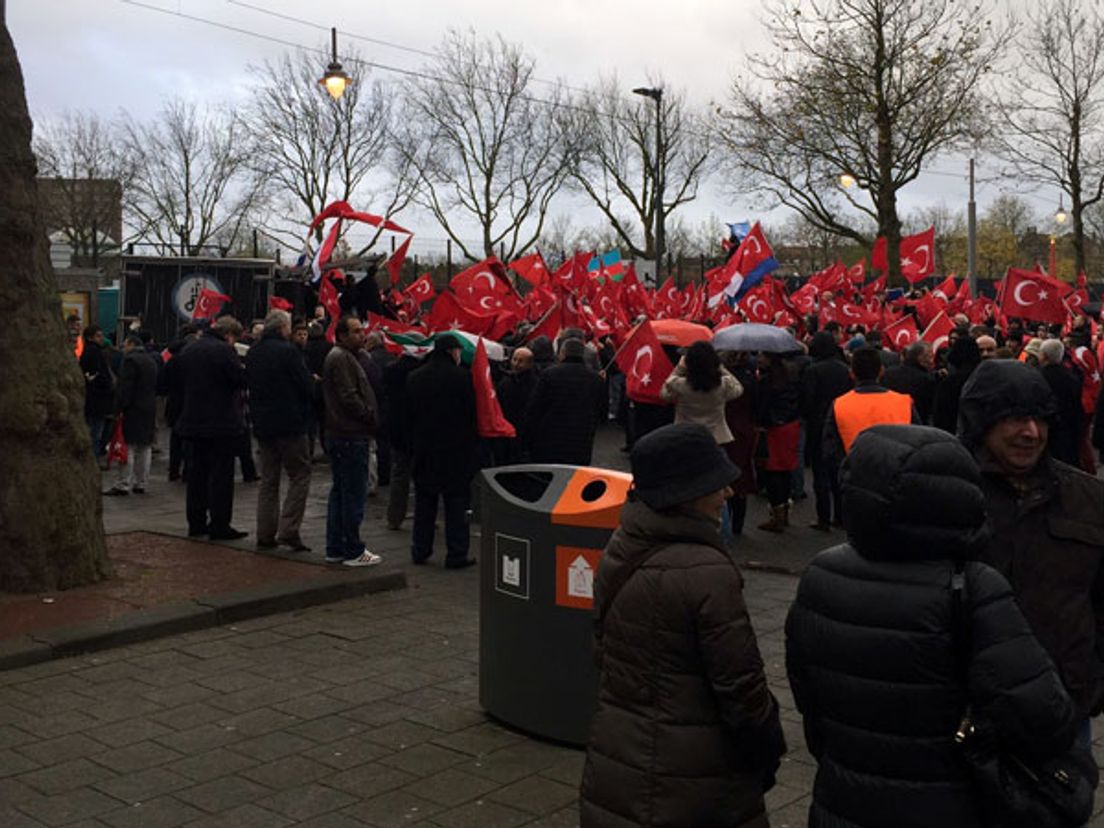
[976,335,997,360]
[494,347,537,464]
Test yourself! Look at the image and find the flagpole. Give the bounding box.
[601,320,648,373]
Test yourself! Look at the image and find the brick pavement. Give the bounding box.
[2,424,1101,826]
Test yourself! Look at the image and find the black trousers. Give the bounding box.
[168,430,188,480]
[412,481,471,564]
[763,470,791,507]
[186,436,237,534]
[811,454,842,525]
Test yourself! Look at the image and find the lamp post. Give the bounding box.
[967,159,977,295]
[319,27,351,101]
[1050,195,1068,277]
[633,86,664,285]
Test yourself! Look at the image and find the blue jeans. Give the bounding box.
[326,437,370,560]
[86,414,107,458]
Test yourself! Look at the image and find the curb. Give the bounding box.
[0,568,406,671]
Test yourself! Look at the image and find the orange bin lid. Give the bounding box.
[550,468,633,530]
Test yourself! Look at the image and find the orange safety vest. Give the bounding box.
[833,389,913,454]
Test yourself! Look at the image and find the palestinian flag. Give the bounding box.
[384,330,506,365]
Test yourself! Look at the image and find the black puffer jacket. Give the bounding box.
[525,357,607,465]
[115,349,159,445]
[786,425,1081,828]
[581,501,785,828]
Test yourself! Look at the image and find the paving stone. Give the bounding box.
[85,717,173,748]
[173,774,271,813]
[166,748,258,783]
[89,740,184,774]
[99,794,205,828]
[431,798,532,828]
[326,762,417,799]
[361,720,440,750]
[14,733,106,765]
[256,782,358,821]
[378,742,468,777]
[270,695,350,721]
[294,813,368,828]
[0,804,48,828]
[179,802,294,828]
[285,714,363,743]
[304,734,390,770]
[341,700,416,727]
[464,742,575,785]
[239,755,331,789]
[0,747,40,778]
[82,698,164,725]
[538,752,586,787]
[149,703,227,731]
[0,775,45,805]
[226,731,314,762]
[216,708,300,737]
[12,711,99,740]
[487,775,579,816]
[339,788,443,828]
[402,767,501,807]
[431,722,525,757]
[18,756,117,795]
[154,723,243,755]
[93,766,191,804]
[15,787,123,827]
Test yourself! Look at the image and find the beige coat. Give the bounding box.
[661,367,743,444]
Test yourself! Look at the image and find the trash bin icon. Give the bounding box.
[479,464,631,746]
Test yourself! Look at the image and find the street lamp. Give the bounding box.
[1055,194,1068,225]
[839,173,857,189]
[633,86,664,284]
[319,27,351,100]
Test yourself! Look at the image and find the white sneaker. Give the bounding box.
[342,551,382,567]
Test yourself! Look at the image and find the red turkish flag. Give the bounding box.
[1071,346,1101,414]
[846,259,866,283]
[738,285,774,323]
[402,273,437,305]
[914,292,945,329]
[318,272,344,343]
[1065,288,1090,317]
[883,314,919,352]
[193,288,232,321]
[999,268,1069,325]
[509,251,549,287]
[450,257,514,304]
[932,275,956,302]
[386,236,411,286]
[837,302,873,327]
[472,338,515,438]
[615,321,674,405]
[366,311,421,335]
[426,290,495,336]
[862,274,887,299]
[872,226,936,282]
[593,283,629,332]
[920,310,955,352]
[268,296,293,312]
[654,277,681,318]
[525,302,562,344]
[619,265,652,318]
[791,283,818,314]
[523,285,557,321]
[1077,270,1088,290]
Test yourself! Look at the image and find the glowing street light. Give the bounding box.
[839,173,857,189]
[1055,194,1068,225]
[319,27,351,101]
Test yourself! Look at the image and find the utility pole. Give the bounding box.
[967,158,977,295]
[633,86,664,286]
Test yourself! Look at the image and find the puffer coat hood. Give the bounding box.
[841,424,988,561]
[956,358,1057,448]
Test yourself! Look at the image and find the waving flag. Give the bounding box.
[615,321,674,405]
[587,249,625,282]
[471,338,515,438]
[402,273,437,305]
[872,226,936,282]
[193,289,232,321]
[999,268,1068,325]
[386,236,411,287]
[509,251,550,287]
[883,314,920,352]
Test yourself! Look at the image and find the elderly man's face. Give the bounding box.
[511,348,533,373]
[984,416,1048,477]
[976,337,997,359]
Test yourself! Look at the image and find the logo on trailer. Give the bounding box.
[172,274,225,321]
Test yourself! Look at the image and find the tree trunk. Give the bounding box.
[0,25,110,592]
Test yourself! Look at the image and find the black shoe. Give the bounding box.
[210,528,249,541]
[168,473,180,482]
[256,539,278,549]
[411,554,430,565]
[103,488,129,497]
[445,557,477,570]
[809,522,831,532]
[188,526,209,538]
[277,536,311,552]
[132,487,146,494]
[242,476,259,483]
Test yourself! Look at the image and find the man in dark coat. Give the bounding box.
[581,423,785,828]
[882,340,937,423]
[525,338,607,465]
[173,316,249,540]
[959,359,1104,733]
[931,335,981,432]
[104,334,160,495]
[160,324,198,481]
[79,324,115,462]
[786,424,1085,828]
[383,353,421,531]
[406,335,478,568]
[799,331,852,530]
[492,346,537,465]
[1037,338,1084,466]
[246,310,316,552]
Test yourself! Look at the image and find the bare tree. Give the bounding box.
[122,99,266,255]
[33,110,131,260]
[718,0,1010,284]
[565,75,713,259]
[0,26,110,590]
[993,0,1104,275]
[394,30,571,262]
[243,46,416,251]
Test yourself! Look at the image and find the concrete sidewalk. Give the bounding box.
[1,424,1099,827]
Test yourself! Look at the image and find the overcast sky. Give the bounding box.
[9,0,1062,251]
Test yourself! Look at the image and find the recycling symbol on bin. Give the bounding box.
[556,547,603,610]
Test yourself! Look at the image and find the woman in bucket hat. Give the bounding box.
[580,423,785,828]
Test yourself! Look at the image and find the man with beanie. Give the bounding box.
[959,359,1104,750]
[581,423,785,827]
[406,334,478,568]
[525,337,607,465]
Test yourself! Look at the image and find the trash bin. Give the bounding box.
[479,464,632,746]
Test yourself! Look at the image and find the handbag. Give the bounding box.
[950,559,1095,828]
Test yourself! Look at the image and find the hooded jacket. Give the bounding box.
[786,425,1083,828]
[581,500,785,828]
[958,359,1104,718]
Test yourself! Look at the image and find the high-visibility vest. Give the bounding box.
[73,336,84,358]
[833,389,913,453]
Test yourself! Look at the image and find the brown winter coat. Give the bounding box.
[973,449,1104,718]
[580,500,784,828]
